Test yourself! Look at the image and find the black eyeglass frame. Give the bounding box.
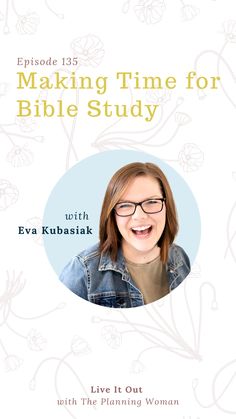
[114,198,166,217]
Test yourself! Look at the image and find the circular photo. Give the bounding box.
[43,150,200,308]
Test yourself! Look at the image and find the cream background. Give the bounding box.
[0,1,236,418]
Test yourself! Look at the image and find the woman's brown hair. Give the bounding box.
[99,162,178,264]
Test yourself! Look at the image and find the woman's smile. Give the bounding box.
[131,224,152,238]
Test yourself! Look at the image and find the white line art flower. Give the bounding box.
[27,329,47,351]
[101,325,122,349]
[71,34,105,67]
[181,4,199,22]
[146,89,171,106]
[16,12,40,35]
[222,20,236,43]
[1,0,64,34]
[134,0,166,24]
[130,359,145,373]
[7,145,33,167]
[0,179,19,210]
[71,335,91,356]
[4,354,23,372]
[178,143,204,172]
[175,112,191,126]
[15,117,37,133]
[122,0,131,13]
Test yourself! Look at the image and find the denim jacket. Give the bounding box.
[59,243,191,308]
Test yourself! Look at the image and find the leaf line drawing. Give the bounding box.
[193,359,236,414]
[225,182,236,262]
[33,34,105,170]
[92,276,217,367]
[44,0,64,19]
[0,271,65,369]
[93,94,192,154]
[30,336,93,419]
[194,21,236,110]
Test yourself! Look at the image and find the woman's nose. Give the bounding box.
[132,204,148,219]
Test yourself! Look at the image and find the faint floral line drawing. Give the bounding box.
[71,35,105,67]
[0,340,23,372]
[225,176,236,262]
[93,97,191,153]
[178,143,204,172]
[122,0,199,23]
[44,0,64,19]
[0,270,65,370]
[194,20,236,109]
[122,0,131,14]
[179,0,199,22]
[60,34,105,169]
[1,0,39,34]
[59,84,79,170]
[0,179,19,210]
[70,335,91,356]
[92,275,217,368]
[37,34,105,170]
[101,325,122,349]
[134,0,166,24]
[15,11,40,35]
[223,20,236,43]
[0,119,44,169]
[7,144,34,167]
[146,88,172,107]
[15,117,38,133]
[27,329,47,351]
[193,359,236,414]
[122,0,166,24]
[30,336,93,418]
[35,66,79,170]
[0,0,64,34]
[130,359,145,373]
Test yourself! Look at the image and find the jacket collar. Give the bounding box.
[98,247,127,275]
[98,244,185,274]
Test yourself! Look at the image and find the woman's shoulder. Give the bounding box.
[59,242,101,299]
[76,242,101,262]
[168,243,190,268]
[60,242,101,280]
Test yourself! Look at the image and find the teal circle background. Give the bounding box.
[43,150,201,275]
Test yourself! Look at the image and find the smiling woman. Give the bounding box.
[59,162,190,308]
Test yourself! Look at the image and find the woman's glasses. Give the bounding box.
[114,198,165,217]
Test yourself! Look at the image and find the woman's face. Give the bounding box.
[115,175,166,263]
